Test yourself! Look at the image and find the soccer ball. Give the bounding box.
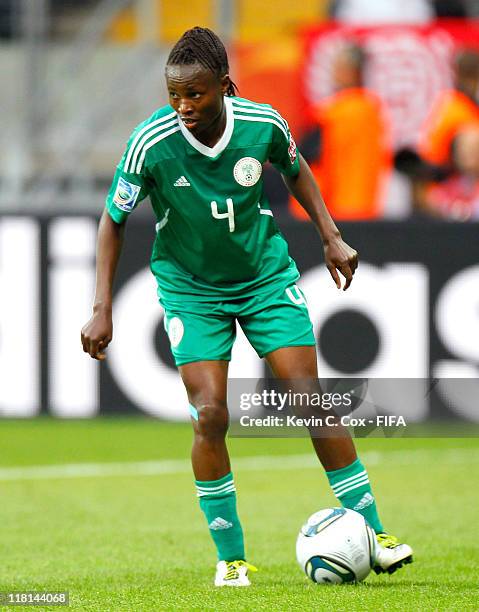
[296,507,376,584]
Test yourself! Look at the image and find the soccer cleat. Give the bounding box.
[214,560,258,587]
[373,533,413,575]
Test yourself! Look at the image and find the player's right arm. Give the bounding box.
[81,211,125,360]
[81,123,152,360]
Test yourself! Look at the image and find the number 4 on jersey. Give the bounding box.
[211,198,235,233]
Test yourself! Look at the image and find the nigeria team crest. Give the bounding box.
[233,157,262,187]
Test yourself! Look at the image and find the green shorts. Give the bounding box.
[161,281,316,366]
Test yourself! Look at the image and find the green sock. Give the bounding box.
[195,472,245,562]
[326,458,384,534]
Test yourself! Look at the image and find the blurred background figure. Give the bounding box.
[419,50,479,167]
[290,43,391,221]
[395,49,479,220]
[417,127,479,219]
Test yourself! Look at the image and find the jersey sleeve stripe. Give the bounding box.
[124,111,177,173]
[231,104,289,131]
[135,126,181,173]
[232,99,289,130]
[233,113,289,141]
[126,118,179,173]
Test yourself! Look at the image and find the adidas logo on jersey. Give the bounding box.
[208,517,233,531]
[174,175,191,187]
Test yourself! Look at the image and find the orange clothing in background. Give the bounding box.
[290,88,391,221]
[419,90,479,166]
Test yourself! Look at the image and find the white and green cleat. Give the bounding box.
[214,560,258,587]
[373,533,413,575]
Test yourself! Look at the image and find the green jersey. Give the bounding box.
[106,96,301,302]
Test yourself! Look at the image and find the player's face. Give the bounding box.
[166,63,229,143]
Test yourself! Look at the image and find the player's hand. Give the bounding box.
[81,309,113,360]
[323,236,358,291]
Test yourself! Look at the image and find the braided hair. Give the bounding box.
[166,26,238,96]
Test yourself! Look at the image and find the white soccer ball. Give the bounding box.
[296,507,376,584]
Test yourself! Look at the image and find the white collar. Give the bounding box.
[178,96,234,158]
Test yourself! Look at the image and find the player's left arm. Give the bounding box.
[283,154,358,291]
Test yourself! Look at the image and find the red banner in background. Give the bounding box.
[302,20,479,148]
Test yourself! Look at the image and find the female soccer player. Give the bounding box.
[81,27,412,586]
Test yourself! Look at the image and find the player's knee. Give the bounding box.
[196,401,228,439]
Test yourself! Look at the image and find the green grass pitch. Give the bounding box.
[1,418,478,611]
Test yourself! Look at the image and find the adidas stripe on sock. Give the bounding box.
[195,472,245,561]
[326,458,384,533]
